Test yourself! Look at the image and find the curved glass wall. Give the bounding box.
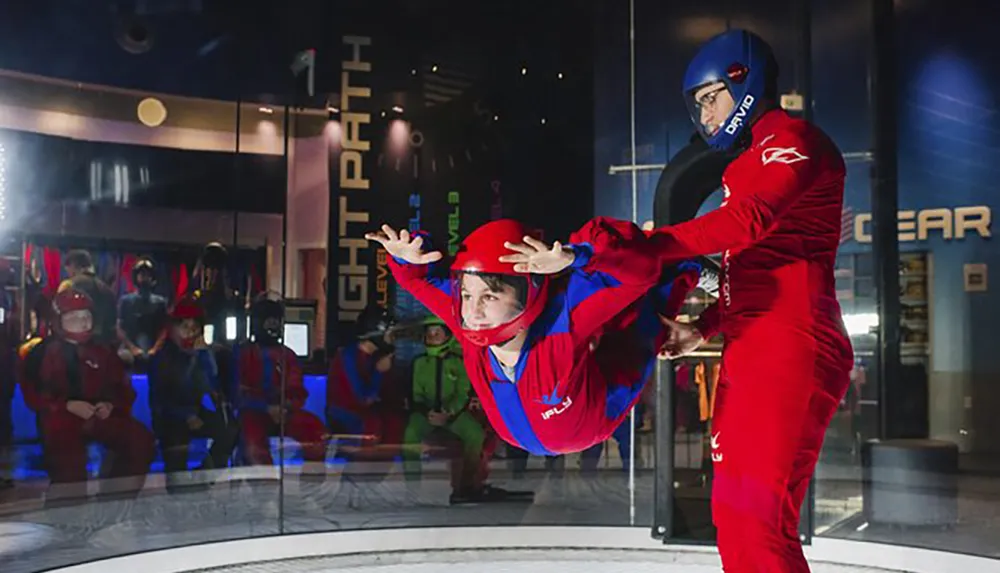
[0,1,999,572]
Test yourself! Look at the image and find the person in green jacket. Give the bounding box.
[403,316,494,503]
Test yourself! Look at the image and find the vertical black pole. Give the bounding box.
[652,359,676,540]
[794,0,816,544]
[277,101,292,536]
[871,0,900,440]
[232,100,241,251]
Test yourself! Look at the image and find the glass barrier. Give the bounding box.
[1,1,999,572]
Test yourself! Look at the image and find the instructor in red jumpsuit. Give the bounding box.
[656,30,853,572]
[20,289,154,499]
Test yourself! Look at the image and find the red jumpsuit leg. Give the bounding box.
[241,410,276,465]
[39,411,89,484]
[710,333,849,573]
[377,408,405,460]
[89,413,155,492]
[284,410,328,462]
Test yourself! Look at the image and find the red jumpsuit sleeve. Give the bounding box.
[326,349,356,411]
[237,345,263,403]
[387,234,459,333]
[648,128,833,263]
[18,342,50,413]
[563,217,662,343]
[282,348,307,409]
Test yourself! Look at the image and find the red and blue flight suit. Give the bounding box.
[19,289,154,495]
[649,30,855,572]
[235,299,328,466]
[387,218,700,457]
[326,305,405,461]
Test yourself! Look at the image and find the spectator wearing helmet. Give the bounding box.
[235,297,328,466]
[402,316,514,504]
[117,256,169,368]
[325,302,405,463]
[60,250,118,346]
[18,289,154,501]
[147,297,239,492]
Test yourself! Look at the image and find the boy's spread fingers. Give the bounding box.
[503,241,535,255]
[522,236,548,250]
[498,254,530,263]
[382,224,399,241]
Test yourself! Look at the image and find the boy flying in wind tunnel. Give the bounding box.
[365,217,700,456]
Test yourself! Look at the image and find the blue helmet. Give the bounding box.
[683,29,776,150]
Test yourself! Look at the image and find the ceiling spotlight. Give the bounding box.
[431,64,439,73]
[381,110,387,118]
[493,115,499,121]
[521,67,528,76]
[137,97,167,127]
[411,68,417,75]
[540,118,547,125]
[558,72,564,79]
[259,107,274,114]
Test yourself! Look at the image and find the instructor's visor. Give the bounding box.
[685,81,733,141]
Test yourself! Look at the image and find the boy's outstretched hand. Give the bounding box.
[365,225,443,265]
[499,236,575,274]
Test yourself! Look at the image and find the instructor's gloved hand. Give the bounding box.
[365,225,443,265]
[658,317,705,359]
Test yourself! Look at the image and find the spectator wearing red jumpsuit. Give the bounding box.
[19,289,154,499]
[655,30,854,573]
[326,304,405,461]
[365,219,699,457]
[235,298,328,466]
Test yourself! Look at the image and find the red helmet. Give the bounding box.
[450,219,549,347]
[170,297,205,322]
[169,297,206,349]
[52,288,94,343]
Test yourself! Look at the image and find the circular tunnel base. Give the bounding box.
[38,527,1000,573]
[189,549,898,573]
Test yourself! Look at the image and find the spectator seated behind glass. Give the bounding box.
[60,249,119,346]
[326,303,406,463]
[18,288,154,503]
[148,297,239,493]
[404,316,524,504]
[236,297,328,467]
[117,256,168,371]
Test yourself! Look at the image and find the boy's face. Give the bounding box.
[460,274,522,331]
